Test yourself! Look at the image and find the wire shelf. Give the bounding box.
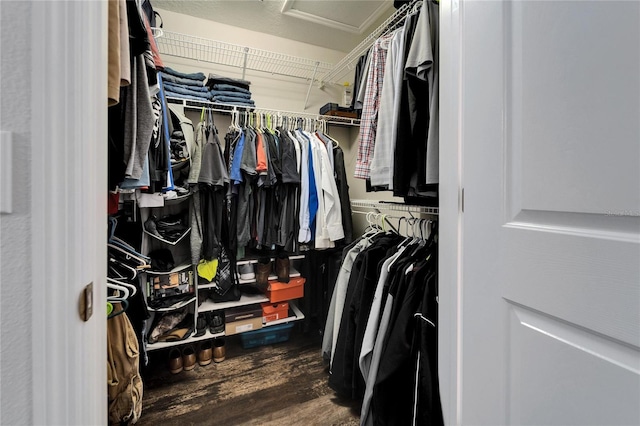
[165,97,361,127]
[154,30,335,83]
[351,199,438,215]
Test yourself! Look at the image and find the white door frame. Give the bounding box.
[28,1,467,424]
[439,0,463,424]
[31,1,107,424]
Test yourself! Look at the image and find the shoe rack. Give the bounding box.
[144,249,306,352]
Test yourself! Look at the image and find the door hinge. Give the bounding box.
[461,188,464,213]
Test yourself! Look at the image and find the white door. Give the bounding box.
[456,1,640,424]
[30,1,108,424]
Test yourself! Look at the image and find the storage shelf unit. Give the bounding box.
[146,300,305,351]
[166,97,361,127]
[351,199,439,216]
[198,267,301,289]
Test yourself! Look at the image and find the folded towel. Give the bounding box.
[162,66,206,81]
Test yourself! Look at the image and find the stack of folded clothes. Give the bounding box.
[160,67,209,102]
[206,73,255,108]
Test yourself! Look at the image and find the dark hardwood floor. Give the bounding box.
[138,327,360,425]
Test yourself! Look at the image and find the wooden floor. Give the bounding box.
[138,327,361,426]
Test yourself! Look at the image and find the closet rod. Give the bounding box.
[351,199,439,216]
[319,0,420,86]
[166,97,362,127]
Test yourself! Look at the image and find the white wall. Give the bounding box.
[0,1,33,424]
[155,8,348,113]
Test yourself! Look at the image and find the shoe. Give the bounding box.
[255,258,272,291]
[197,289,209,306]
[182,346,196,371]
[209,311,224,335]
[238,263,255,281]
[168,348,183,374]
[213,338,226,363]
[194,314,208,337]
[198,341,213,366]
[276,256,290,283]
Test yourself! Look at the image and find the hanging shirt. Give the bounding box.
[314,133,344,244]
[354,33,394,180]
[294,130,311,243]
[406,0,439,186]
[369,28,405,188]
[307,131,325,246]
[229,130,245,183]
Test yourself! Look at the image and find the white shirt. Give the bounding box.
[295,130,311,243]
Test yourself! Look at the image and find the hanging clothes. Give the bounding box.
[324,220,443,426]
[354,32,395,180]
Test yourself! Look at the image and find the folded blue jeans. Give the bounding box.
[163,84,213,100]
[165,90,211,103]
[162,67,206,81]
[164,81,210,93]
[160,73,206,87]
[212,84,251,95]
[209,90,252,100]
[206,73,251,90]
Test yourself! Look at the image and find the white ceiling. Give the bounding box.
[152,0,395,52]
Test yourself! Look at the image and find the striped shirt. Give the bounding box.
[354,33,394,180]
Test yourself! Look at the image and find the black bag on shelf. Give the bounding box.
[148,248,175,272]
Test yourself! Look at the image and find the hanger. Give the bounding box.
[108,256,137,280]
[107,280,130,300]
[107,243,149,268]
[414,312,435,327]
[107,277,137,297]
[107,299,129,319]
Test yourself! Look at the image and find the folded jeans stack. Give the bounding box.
[161,67,209,102]
[206,74,255,108]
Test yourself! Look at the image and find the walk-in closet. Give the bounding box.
[1,1,638,425]
[106,1,443,424]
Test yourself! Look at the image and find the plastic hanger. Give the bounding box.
[107,299,129,319]
[107,244,149,267]
[107,277,137,297]
[107,281,130,300]
[108,256,137,280]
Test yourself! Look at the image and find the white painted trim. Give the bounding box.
[31,1,107,424]
[281,0,392,35]
[439,0,463,424]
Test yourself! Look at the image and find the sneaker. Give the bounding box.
[238,263,255,281]
[209,311,224,334]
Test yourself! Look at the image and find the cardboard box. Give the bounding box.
[267,277,305,303]
[261,301,289,323]
[224,304,263,335]
[225,317,262,336]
